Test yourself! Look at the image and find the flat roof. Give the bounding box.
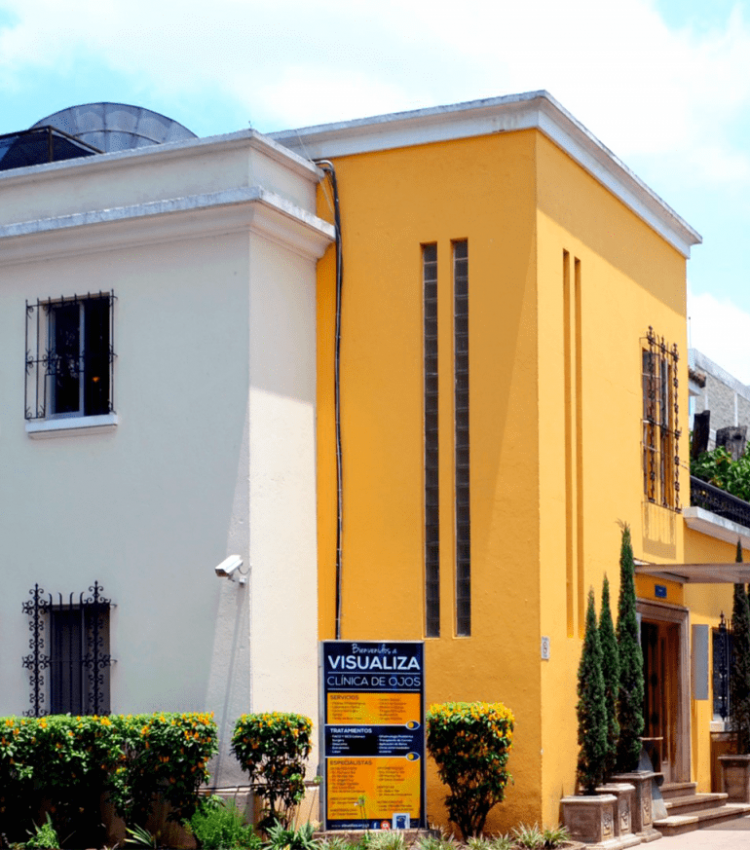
[271,90,702,259]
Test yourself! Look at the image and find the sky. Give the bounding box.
[1,0,750,380]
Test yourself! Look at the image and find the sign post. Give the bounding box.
[320,641,425,831]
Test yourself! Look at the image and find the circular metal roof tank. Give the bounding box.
[32,103,197,153]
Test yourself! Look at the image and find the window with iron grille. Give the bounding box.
[22,583,112,717]
[642,327,680,511]
[25,292,115,421]
[713,617,732,721]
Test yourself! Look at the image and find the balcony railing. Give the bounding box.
[690,475,750,529]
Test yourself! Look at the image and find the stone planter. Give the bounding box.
[561,794,618,846]
[719,753,750,803]
[596,783,636,838]
[610,771,661,842]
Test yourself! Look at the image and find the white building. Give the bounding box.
[0,104,333,788]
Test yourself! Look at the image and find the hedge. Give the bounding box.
[0,713,217,846]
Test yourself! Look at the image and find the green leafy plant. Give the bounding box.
[692,446,750,502]
[184,796,261,850]
[487,837,513,850]
[730,540,750,754]
[231,713,313,829]
[24,815,60,850]
[598,575,620,780]
[426,701,514,839]
[318,836,354,850]
[511,823,544,850]
[417,831,458,850]
[615,524,645,772]
[466,838,491,850]
[368,833,406,850]
[264,821,317,850]
[576,588,607,793]
[541,824,570,848]
[124,824,158,848]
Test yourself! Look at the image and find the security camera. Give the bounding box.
[215,554,245,583]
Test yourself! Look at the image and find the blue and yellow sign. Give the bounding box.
[321,641,425,830]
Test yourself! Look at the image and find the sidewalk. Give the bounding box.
[652,816,750,849]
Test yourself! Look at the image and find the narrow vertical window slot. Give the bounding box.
[453,240,470,637]
[423,244,440,637]
[563,250,575,637]
[574,257,585,636]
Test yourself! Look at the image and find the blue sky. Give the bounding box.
[2,0,750,380]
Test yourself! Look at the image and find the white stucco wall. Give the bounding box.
[0,130,332,788]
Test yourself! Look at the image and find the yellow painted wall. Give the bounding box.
[316,132,543,830]
[535,133,689,823]
[315,125,697,831]
[683,529,741,790]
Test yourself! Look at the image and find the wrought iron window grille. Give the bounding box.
[25,291,116,421]
[714,613,731,722]
[641,326,681,512]
[22,581,113,718]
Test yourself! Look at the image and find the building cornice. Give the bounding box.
[270,90,702,259]
[0,128,324,188]
[0,187,335,265]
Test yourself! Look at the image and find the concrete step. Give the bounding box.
[660,780,697,800]
[654,803,750,836]
[665,791,728,815]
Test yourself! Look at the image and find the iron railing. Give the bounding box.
[690,475,750,529]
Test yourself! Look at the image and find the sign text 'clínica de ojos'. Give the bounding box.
[320,641,425,831]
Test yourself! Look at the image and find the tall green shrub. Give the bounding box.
[599,575,620,780]
[730,540,750,754]
[426,701,514,839]
[231,713,312,830]
[576,588,607,793]
[615,524,644,772]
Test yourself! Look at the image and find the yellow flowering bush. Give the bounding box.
[426,702,514,839]
[0,713,217,846]
[231,712,312,829]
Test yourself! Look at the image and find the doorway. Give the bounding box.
[636,600,690,783]
[642,619,679,781]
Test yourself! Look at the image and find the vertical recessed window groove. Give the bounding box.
[563,250,575,638]
[575,257,585,637]
[454,240,470,637]
[423,244,440,638]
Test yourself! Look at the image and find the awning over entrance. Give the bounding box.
[635,562,750,583]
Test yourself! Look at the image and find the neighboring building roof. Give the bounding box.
[689,349,750,400]
[32,102,197,152]
[271,90,702,259]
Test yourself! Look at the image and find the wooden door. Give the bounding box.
[642,619,679,782]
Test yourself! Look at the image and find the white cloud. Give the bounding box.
[688,286,750,385]
[0,0,749,171]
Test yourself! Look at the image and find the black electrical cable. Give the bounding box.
[316,160,344,640]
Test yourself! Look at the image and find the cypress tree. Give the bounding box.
[577,587,608,793]
[730,540,750,754]
[615,524,645,772]
[599,574,620,779]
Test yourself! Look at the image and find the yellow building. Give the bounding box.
[275,92,747,831]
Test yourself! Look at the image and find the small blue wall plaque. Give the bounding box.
[655,584,667,599]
